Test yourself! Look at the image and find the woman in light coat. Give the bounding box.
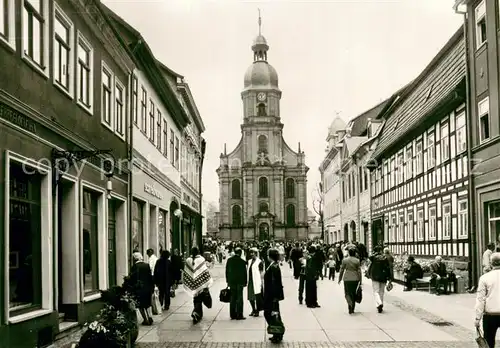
[247,247,264,316]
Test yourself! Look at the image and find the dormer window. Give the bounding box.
[257,103,266,116]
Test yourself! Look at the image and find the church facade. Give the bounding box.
[216,25,309,241]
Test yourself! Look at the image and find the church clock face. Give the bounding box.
[257,92,266,102]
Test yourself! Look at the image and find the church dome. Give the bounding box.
[329,116,346,133]
[244,61,279,89]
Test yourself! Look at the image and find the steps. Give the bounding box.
[54,312,80,346]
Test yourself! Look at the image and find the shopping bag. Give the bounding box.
[355,284,363,304]
[201,288,212,309]
[151,288,162,315]
[476,328,489,348]
[267,313,285,335]
[219,287,231,303]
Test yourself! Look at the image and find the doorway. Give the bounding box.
[108,200,117,287]
[371,218,383,250]
[259,222,269,241]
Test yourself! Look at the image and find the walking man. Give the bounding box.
[305,246,321,308]
[475,252,500,348]
[368,246,392,313]
[226,248,247,320]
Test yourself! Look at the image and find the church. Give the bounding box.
[216,17,309,241]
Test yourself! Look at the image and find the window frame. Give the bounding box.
[475,0,487,49]
[100,62,114,131]
[429,206,437,240]
[53,3,73,96]
[443,202,451,240]
[258,177,269,198]
[22,0,50,76]
[417,209,424,241]
[414,141,423,175]
[456,111,466,154]
[114,78,125,138]
[0,0,16,48]
[162,120,168,157]
[478,96,490,143]
[231,179,241,199]
[441,122,450,161]
[175,136,179,169]
[285,178,295,198]
[286,204,295,226]
[426,131,435,169]
[407,210,414,242]
[140,87,147,133]
[156,110,162,150]
[76,31,93,114]
[170,130,174,165]
[398,212,404,242]
[149,99,155,143]
[231,205,242,227]
[132,75,138,125]
[458,200,468,238]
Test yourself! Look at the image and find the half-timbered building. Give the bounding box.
[369,28,469,266]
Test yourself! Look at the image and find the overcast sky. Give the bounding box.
[103,0,462,210]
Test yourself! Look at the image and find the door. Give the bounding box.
[108,200,117,287]
[57,184,63,310]
[259,223,269,241]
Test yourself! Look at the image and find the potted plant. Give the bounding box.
[77,277,139,348]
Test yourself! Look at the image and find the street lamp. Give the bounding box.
[174,209,183,253]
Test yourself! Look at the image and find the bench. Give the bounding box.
[413,276,432,292]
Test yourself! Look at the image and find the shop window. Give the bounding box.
[108,200,117,287]
[285,178,295,198]
[488,201,500,245]
[159,209,167,252]
[232,205,242,226]
[9,163,42,312]
[132,200,143,254]
[231,179,241,199]
[258,177,268,197]
[286,204,295,226]
[82,189,99,294]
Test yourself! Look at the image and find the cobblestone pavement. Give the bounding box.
[135,262,479,347]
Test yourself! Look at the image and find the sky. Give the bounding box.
[103,0,463,211]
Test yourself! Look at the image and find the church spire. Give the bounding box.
[252,9,269,62]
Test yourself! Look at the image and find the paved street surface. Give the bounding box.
[135,262,479,347]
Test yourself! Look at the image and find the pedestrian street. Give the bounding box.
[135,262,477,347]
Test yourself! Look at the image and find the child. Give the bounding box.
[327,255,336,280]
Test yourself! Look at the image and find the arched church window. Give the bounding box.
[232,205,242,226]
[285,178,295,198]
[258,135,268,153]
[286,204,295,226]
[259,201,269,212]
[257,103,267,116]
[231,179,241,199]
[258,177,268,197]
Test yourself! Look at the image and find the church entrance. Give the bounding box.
[259,222,270,241]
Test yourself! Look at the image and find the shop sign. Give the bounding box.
[0,103,37,133]
[144,183,163,200]
[183,192,200,212]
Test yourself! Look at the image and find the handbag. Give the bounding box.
[476,328,489,348]
[386,282,393,292]
[201,288,212,308]
[355,284,363,304]
[219,287,231,303]
[255,291,264,311]
[267,313,285,335]
[170,288,176,298]
[151,288,162,315]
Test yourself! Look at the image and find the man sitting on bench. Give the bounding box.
[403,256,423,291]
[430,256,449,295]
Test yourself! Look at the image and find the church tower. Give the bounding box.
[216,12,309,241]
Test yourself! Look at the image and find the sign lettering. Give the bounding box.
[0,103,37,133]
[144,183,163,200]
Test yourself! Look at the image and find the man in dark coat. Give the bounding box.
[369,246,392,313]
[226,248,248,319]
[305,246,321,308]
[290,242,304,279]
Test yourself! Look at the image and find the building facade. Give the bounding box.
[158,64,206,253]
[320,117,345,244]
[339,101,390,247]
[454,0,500,285]
[0,0,134,346]
[370,29,469,269]
[217,25,309,241]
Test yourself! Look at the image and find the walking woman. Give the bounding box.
[130,252,154,325]
[183,247,214,324]
[154,250,173,311]
[263,248,285,343]
[247,247,264,316]
[338,248,362,314]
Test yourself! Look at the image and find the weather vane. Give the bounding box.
[258,8,262,35]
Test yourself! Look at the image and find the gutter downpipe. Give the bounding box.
[461,11,478,289]
[127,71,134,274]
